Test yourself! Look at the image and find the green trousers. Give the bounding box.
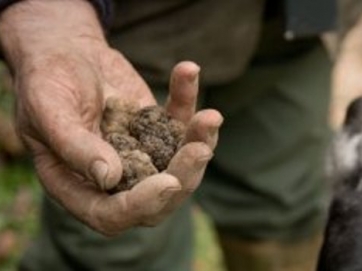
[20,46,331,271]
[198,46,331,241]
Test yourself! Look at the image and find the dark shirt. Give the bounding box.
[109,0,264,85]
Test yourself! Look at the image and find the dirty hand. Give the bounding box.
[0,0,223,235]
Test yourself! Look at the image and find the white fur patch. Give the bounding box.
[326,132,362,185]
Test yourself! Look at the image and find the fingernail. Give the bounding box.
[90,160,109,190]
[191,72,199,85]
[209,117,224,137]
[209,126,219,138]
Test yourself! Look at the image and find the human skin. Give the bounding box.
[330,17,362,129]
[0,0,223,236]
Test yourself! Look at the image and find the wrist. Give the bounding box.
[0,0,107,70]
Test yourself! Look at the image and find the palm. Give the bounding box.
[98,49,156,107]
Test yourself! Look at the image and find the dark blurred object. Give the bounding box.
[285,0,337,39]
[318,97,362,271]
[317,169,362,271]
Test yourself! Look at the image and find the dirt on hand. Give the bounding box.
[101,98,186,192]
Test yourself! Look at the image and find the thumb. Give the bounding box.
[52,124,122,190]
[25,115,123,190]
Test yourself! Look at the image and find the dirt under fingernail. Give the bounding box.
[101,98,186,193]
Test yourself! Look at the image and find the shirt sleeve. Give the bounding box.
[0,0,113,28]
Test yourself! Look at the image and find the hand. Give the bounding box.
[0,0,223,235]
[330,51,362,129]
[330,21,362,129]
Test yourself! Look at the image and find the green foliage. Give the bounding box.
[194,207,226,271]
[0,162,40,271]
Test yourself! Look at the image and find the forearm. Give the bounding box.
[0,0,107,70]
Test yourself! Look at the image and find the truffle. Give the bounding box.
[101,98,186,192]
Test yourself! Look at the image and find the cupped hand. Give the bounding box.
[0,0,223,235]
[23,46,222,235]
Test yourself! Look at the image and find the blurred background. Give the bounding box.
[0,63,226,271]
